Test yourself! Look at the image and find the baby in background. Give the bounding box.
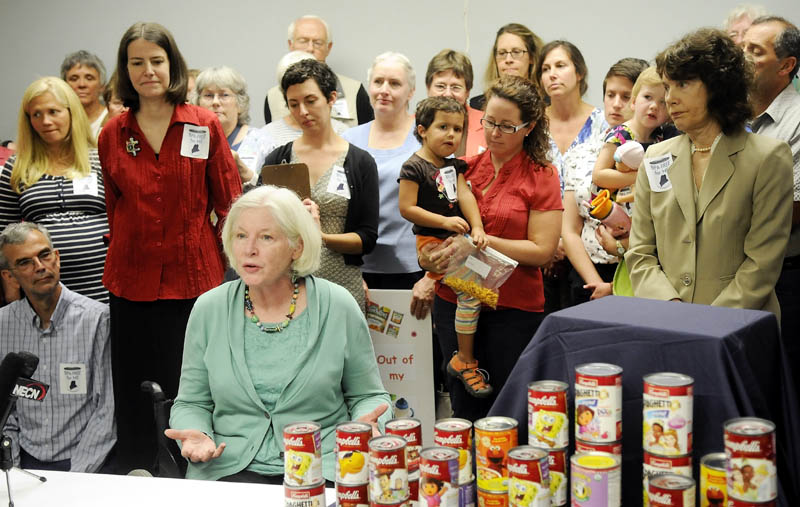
[398,96,491,398]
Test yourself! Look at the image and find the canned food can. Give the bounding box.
[648,474,696,506]
[700,452,727,507]
[643,372,694,455]
[506,446,550,507]
[386,418,423,472]
[284,421,323,486]
[643,452,692,506]
[285,481,326,506]
[418,447,460,506]
[336,422,372,485]
[547,448,567,506]
[570,451,621,507]
[725,498,776,506]
[477,487,508,506]
[459,480,476,507]
[527,380,569,449]
[724,418,776,502]
[434,418,473,486]
[575,363,622,443]
[575,439,622,455]
[370,497,410,507]
[370,435,409,504]
[475,416,518,492]
[337,482,369,507]
[409,468,419,502]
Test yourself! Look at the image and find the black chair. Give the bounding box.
[140,381,187,478]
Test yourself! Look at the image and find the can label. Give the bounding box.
[643,452,692,506]
[459,481,476,507]
[527,381,568,449]
[643,374,693,455]
[387,418,423,472]
[284,422,323,486]
[575,439,622,455]
[285,481,326,507]
[575,366,622,443]
[369,498,410,507]
[648,474,696,506]
[570,452,621,507]
[725,498,776,507]
[337,422,372,485]
[547,449,567,506]
[337,482,368,507]
[409,471,419,502]
[700,453,727,507]
[477,488,508,506]
[434,418,473,486]
[506,446,549,507]
[724,418,776,502]
[475,417,518,492]
[370,435,409,503]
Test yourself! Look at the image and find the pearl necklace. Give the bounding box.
[244,279,300,333]
[691,133,722,154]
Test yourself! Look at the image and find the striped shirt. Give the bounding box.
[0,150,109,303]
[0,284,115,472]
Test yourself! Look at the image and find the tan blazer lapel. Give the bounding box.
[696,132,745,222]
[667,136,697,237]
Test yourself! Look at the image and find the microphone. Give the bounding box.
[0,353,26,432]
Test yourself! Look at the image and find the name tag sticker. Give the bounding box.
[644,154,674,192]
[59,363,87,395]
[437,166,458,201]
[180,125,210,159]
[332,98,351,119]
[326,166,351,199]
[72,174,98,197]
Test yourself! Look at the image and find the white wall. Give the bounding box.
[1,0,798,141]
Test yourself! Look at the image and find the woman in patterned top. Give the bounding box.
[0,77,108,303]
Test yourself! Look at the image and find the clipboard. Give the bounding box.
[259,163,311,199]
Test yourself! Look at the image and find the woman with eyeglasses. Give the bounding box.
[0,77,109,303]
[423,75,562,421]
[468,23,543,112]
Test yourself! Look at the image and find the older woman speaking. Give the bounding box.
[627,28,793,314]
[167,185,390,482]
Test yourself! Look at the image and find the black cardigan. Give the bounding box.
[262,142,379,266]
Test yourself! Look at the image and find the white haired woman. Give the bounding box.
[193,66,277,185]
[167,185,391,483]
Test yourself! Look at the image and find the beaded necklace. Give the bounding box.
[244,278,300,333]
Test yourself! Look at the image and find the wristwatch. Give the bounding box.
[615,240,626,257]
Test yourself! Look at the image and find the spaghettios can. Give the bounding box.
[547,448,567,506]
[507,446,550,507]
[386,418,423,472]
[283,421,323,486]
[419,447,460,505]
[700,452,727,507]
[724,418,776,502]
[369,435,409,504]
[643,452,692,506]
[434,418,473,486]
[648,474,695,506]
[336,422,372,485]
[337,482,369,507]
[575,363,622,443]
[285,481,326,506]
[527,380,569,449]
[643,372,694,455]
[575,439,622,455]
[475,416,518,492]
[570,452,621,507]
[477,487,508,506]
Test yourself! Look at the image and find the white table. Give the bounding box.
[0,470,336,506]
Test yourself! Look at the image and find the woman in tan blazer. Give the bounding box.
[627,28,793,316]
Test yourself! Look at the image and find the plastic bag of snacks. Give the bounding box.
[441,234,518,308]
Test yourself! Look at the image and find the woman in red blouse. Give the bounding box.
[97,22,241,473]
[428,75,562,421]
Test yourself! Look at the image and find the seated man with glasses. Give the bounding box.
[0,222,115,473]
[263,15,373,128]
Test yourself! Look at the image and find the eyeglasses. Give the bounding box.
[199,92,235,103]
[480,117,530,134]
[495,49,528,61]
[10,249,55,273]
[431,83,465,95]
[294,37,327,49]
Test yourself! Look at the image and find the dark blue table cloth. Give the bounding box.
[488,296,799,506]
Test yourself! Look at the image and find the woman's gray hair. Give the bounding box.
[60,50,107,85]
[276,51,316,90]
[0,222,53,270]
[367,51,416,91]
[191,66,251,125]
[221,186,321,277]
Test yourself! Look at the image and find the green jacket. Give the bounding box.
[170,276,392,481]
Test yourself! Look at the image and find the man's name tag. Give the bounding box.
[644,154,674,192]
[59,363,87,395]
[332,98,352,119]
[326,166,350,199]
[180,125,210,159]
[72,173,98,197]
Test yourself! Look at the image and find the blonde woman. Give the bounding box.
[0,77,109,303]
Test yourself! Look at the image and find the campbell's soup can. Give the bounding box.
[434,418,473,485]
[527,380,569,449]
[387,418,423,473]
[547,448,567,506]
[409,468,419,504]
[285,481,326,506]
[283,421,323,486]
[643,452,692,506]
[477,487,508,506]
[724,418,776,502]
[570,452,621,507]
[643,373,694,455]
[700,452,727,507]
[725,498,776,506]
[419,447,460,506]
[507,446,550,507]
[337,482,369,507]
[575,439,622,455]
[648,474,696,506]
[336,422,372,485]
[475,417,518,492]
[369,435,409,504]
[575,363,622,443]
